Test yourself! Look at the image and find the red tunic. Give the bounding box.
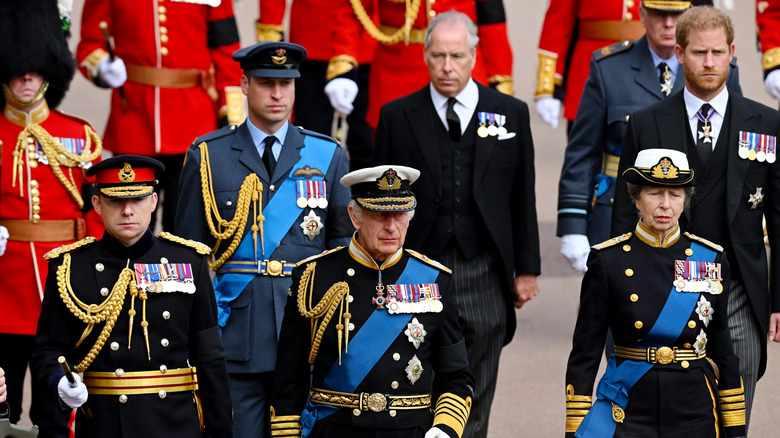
[76,0,242,156]
[0,103,104,335]
[335,0,513,128]
[536,0,643,121]
[757,0,780,76]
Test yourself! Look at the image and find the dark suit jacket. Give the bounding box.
[373,82,541,345]
[611,90,780,377]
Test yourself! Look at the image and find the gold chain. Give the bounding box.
[197,142,264,270]
[349,0,424,45]
[296,262,350,364]
[12,123,103,208]
[56,254,133,372]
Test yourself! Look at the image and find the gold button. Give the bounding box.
[161,47,169,56]
[625,115,630,122]
[393,353,400,361]
[29,160,38,168]
[389,410,397,417]
[32,205,40,214]
[428,10,436,18]
[31,196,40,204]
[100,287,109,296]
[681,360,689,369]
[622,245,631,252]
[688,321,696,329]
[160,34,168,43]
[347,268,355,276]
[627,0,635,7]
[159,14,167,23]
[162,311,171,320]
[27,137,35,144]
[226,200,233,206]
[348,323,355,331]
[32,214,40,223]
[683,343,692,348]
[353,409,361,416]
[30,180,39,188]
[110,342,119,351]
[685,248,693,256]
[625,12,633,20]
[625,269,634,277]
[630,294,639,302]
[96,263,105,272]
[391,381,399,389]
[158,5,166,13]
[635,321,643,329]
[30,188,40,197]
[348,295,354,303]
[27,145,36,153]
[119,394,128,403]
[160,365,168,373]
[160,26,168,34]
[622,41,630,47]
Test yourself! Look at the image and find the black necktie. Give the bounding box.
[263,135,277,176]
[446,98,461,142]
[696,103,713,165]
[659,62,672,97]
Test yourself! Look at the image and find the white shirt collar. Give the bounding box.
[429,79,479,113]
[247,119,289,154]
[683,86,729,120]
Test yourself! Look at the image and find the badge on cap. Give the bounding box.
[272,48,287,65]
[651,157,678,179]
[119,163,136,182]
[378,169,401,190]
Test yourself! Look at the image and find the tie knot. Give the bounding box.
[658,62,668,72]
[700,103,712,117]
[447,97,457,111]
[264,135,277,149]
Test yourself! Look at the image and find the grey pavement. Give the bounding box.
[16,1,780,436]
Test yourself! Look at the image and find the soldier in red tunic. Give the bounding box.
[757,0,780,99]
[0,0,104,433]
[75,0,243,232]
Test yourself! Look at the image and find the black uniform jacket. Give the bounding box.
[611,90,780,378]
[271,239,474,436]
[566,224,744,437]
[32,230,233,438]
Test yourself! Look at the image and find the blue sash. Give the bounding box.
[214,136,337,327]
[575,242,715,438]
[300,257,439,437]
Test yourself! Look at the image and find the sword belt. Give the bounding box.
[83,366,198,395]
[217,259,296,276]
[310,388,431,412]
[613,345,706,365]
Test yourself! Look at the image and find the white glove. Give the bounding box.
[424,427,451,438]
[0,225,7,257]
[535,97,561,129]
[561,234,591,272]
[765,70,780,100]
[0,367,6,403]
[97,56,127,88]
[57,374,88,409]
[324,78,358,115]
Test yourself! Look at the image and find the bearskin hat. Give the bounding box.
[0,0,75,109]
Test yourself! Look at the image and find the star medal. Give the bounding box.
[496,114,507,136]
[487,113,499,136]
[405,317,427,349]
[748,187,764,210]
[300,210,323,241]
[697,107,715,144]
[694,329,707,355]
[405,355,424,385]
[695,295,713,327]
[373,274,387,310]
[660,64,673,97]
[477,112,489,138]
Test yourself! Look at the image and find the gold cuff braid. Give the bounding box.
[326,55,359,81]
[565,384,591,433]
[432,393,471,438]
[270,407,301,438]
[256,22,284,43]
[488,75,515,96]
[718,378,746,428]
[534,51,558,98]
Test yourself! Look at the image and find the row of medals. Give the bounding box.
[477,123,507,138]
[297,196,328,209]
[738,141,777,163]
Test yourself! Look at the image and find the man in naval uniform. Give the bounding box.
[175,41,352,438]
[557,0,742,272]
[32,155,233,437]
[270,165,474,438]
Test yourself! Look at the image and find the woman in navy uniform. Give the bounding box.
[32,156,233,438]
[270,165,473,438]
[565,149,745,438]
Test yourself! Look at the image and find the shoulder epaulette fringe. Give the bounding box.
[685,232,724,252]
[158,232,211,255]
[591,233,632,251]
[44,236,98,260]
[406,249,452,274]
[296,246,346,267]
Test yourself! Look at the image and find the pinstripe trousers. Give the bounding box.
[440,242,506,438]
[727,279,761,433]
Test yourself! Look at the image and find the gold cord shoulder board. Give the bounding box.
[295,246,345,267]
[158,231,211,255]
[44,236,98,260]
[685,232,724,252]
[591,233,632,251]
[405,249,452,274]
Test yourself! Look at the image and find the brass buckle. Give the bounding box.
[655,346,675,365]
[266,260,284,276]
[363,393,387,412]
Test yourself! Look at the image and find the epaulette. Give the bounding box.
[158,232,211,255]
[44,236,98,260]
[53,109,95,128]
[298,126,341,146]
[406,249,452,274]
[190,124,238,146]
[685,232,724,252]
[591,233,632,251]
[593,40,633,61]
[295,246,346,267]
